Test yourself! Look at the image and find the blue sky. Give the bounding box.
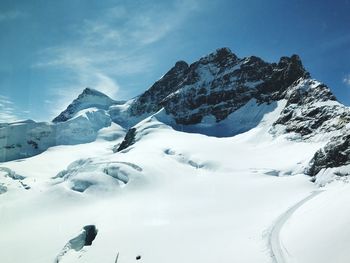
[0,0,350,122]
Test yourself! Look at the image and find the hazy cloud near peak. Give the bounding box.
[33,0,200,117]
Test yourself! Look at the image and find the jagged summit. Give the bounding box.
[43,48,343,139]
[80,87,109,97]
[123,48,350,180]
[52,87,121,123]
[197,47,239,66]
[129,47,311,125]
[174,60,189,69]
[54,48,312,126]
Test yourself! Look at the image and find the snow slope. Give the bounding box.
[269,190,323,263]
[0,101,330,263]
[280,182,350,263]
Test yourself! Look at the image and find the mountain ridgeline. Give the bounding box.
[1,47,350,181]
[129,48,311,124]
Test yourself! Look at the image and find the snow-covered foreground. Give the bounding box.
[269,190,323,263]
[0,105,345,263]
[281,182,350,263]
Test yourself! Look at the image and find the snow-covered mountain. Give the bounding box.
[0,88,128,162]
[52,87,123,123]
[1,48,350,263]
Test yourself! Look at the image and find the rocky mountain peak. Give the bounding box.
[254,54,309,101]
[80,87,107,97]
[277,54,310,83]
[198,47,238,66]
[174,60,189,70]
[278,54,301,65]
[127,48,320,125]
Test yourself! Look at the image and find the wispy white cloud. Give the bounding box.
[343,74,350,86]
[0,10,26,22]
[0,95,22,122]
[33,0,199,115]
[79,0,199,46]
[125,0,199,45]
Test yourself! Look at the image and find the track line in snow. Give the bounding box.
[269,190,324,263]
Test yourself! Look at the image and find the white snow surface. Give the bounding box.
[0,100,348,263]
[280,182,350,263]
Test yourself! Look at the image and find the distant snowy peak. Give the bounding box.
[129,47,310,125]
[52,87,122,123]
[0,88,127,162]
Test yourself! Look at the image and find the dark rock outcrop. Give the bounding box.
[307,134,350,176]
[83,225,98,246]
[274,79,346,136]
[117,128,137,152]
[256,55,310,98]
[128,61,189,116]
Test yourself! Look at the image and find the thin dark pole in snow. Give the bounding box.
[115,252,119,263]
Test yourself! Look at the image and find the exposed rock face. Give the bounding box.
[256,55,310,99]
[307,134,350,176]
[274,78,348,136]
[129,61,189,116]
[83,225,98,246]
[129,48,310,125]
[117,128,137,152]
[53,88,120,123]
